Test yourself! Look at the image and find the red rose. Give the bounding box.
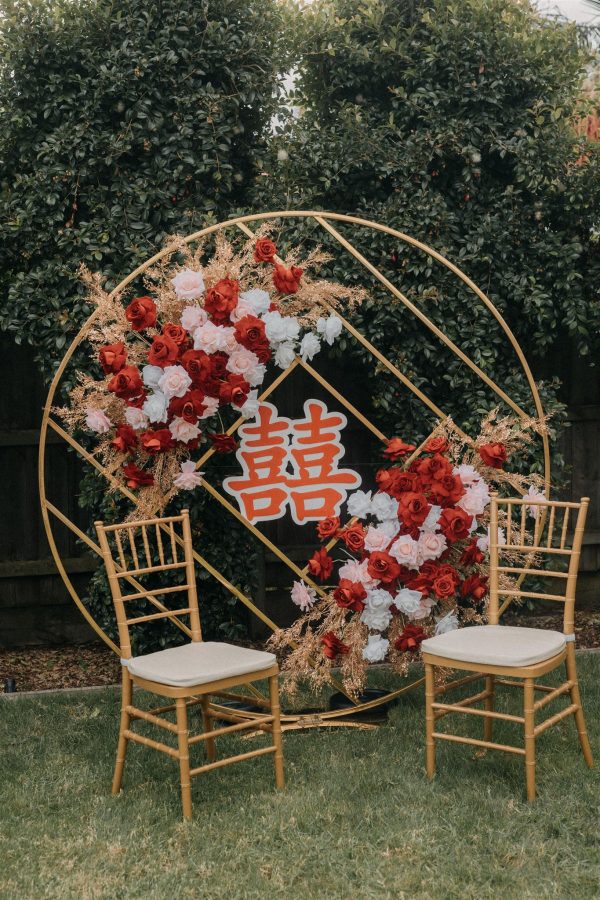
[479,442,507,469]
[169,389,207,423]
[181,349,212,387]
[110,423,138,454]
[383,438,416,461]
[407,561,439,597]
[219,373,250,408]
[162,323,189,348]
[272,263,303,295]
[317,517,340,540]
[339,522,366,552]
[254,238,277,263]
[107,365,144,402]
[148,334,179,368]
[321,632,350,660]
[125,296,157,331]
[432,572,459,600]
[204,278,239,323]
[460,539,485,567]
[424,435,450,453]
[438,507,473,543]
[376,468,418,498]
[209,433,238,454]
[398,492,431,528]
[430,473,465,507]
[307,548,334,581]
[395,624,426,653]
[367,551,401,585]
[234,315,267,351]
[333,579,367,612]
[209,351,229,380]
[140,429,173,454]
[122,462,154,489]
[460,574,488,603]
[99,342,127,374]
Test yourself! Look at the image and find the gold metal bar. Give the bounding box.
[125,705,179,733]
[189,745,276,776]
[155,523,165,566]
[432,702,524,724]
[115,561,187,578]
[127,607,191,625]
[498,589,566,602]
[126,527,139,570]
[432,732,526,755]
[123,729,179,758]
[534,704,578,736]
[188,715,274,744]
[497,567,568,578]
[546,506,556,548]
[560,507,570,550]
[141,525,152,568]
[114,531,126,570]
[169,522,178,563]
[533,682,573,712]
[499,544,572,555]
[120,584,187,602]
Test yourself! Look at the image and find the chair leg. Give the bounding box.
[484,675,495,743]
[200,695,216,763]
[425,663,436,779]
[565,646,594,768]
[112,666,132,795]
[523,678,536,802]
[176,698,192,820]
[269,674,284,789]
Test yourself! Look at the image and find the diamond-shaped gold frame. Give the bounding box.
[39,211,551,721]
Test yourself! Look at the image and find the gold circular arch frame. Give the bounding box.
[39,211,551,724]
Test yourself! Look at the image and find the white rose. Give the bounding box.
[411,597,436,621]
[364,526,392,553]
[240,390,260,419]
[274,342,296,369]
[124,407,149,430]
[171,268,205,300]
[240,288,270,316]
[420,504,442,532]
[246,363,266,387]
[194,322,232,354]
[199,396,220,420]
[316,314,343,346]
[390,534,419,568]
[361,606,392,632]
[347,490,372,519]
[362,633,390,663]
[453,464,481,487]
[417,530,448,563]
[394,588,423,617]
[229,299,254,324]
[364,588,393,611]
[299,332,321,362]
[435,612,459,635]
[85,408,111,434]
[262,310,288,343]
[142,365,163,389]
[169,416,201,444]
[142,391,168,424]
[371,492,399,523]
[158,365,192,400]
[458,483,490,518]
[181,306,208,331]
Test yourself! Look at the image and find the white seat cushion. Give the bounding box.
[125,641,276,688]
[421,625,566,668]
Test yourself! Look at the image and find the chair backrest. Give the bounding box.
[95,509,201,658]
[488,493,589,634]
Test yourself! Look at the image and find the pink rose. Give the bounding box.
[171,268,205,300]
[417,531,448,563]
[194,322,233,354]
[173,460,203,490]
[157,365,192,400]
[338,558,377,588]
[364,526,393,553]
[85,408,111,434]
[168,417,201,444]
[389,534,419,568]
[181,306,208,331]
[124,406,150,430]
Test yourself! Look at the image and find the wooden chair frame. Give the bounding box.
[423,494,593,801]
[95,510,284,819]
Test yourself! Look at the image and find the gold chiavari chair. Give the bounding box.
[421,493,593,801]
[95,510,284,819]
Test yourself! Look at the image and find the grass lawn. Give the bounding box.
[1,655,599,900]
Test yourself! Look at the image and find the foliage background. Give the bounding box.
[1,0,599,649]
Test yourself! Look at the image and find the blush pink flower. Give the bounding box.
[158,365,192,400]
[338,558,377,588]
[173,461,203,490]
[290,580,317,611]
[171,268,205,300]
[169,417,201,444]
[85,408,111,433]
[364,526,393,553]
[417,530,448,563]
[181,305,208,331]
[390,534,419,568]
[226,347,261,380]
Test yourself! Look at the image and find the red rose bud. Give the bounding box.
[147,334,179,367]
[107,365,144,401]
[99,341,127,374]
[395,624,426,653]
[139,428,173,454]
[209,433,238,454]
[204,278,239,323]
[367,551,402,585]
[125,296,157,331]
[162,323,189,347]
[460,574,488,603]
[333,579,367,612]
[321,632,350,660]
[478,442,507,469]
[110,423,138,454]
[272,263,303,295]
[254,238,277,263]
[122,462,154,489]
[460,538,485,567]
[339,522,366,552]
[316,516,340,540]
[438,507,473,543]
[423,435,449,454]
[383,437,416,461]
[307,548,334,581]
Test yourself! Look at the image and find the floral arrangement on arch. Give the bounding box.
[269,412,547,696]
[57,231,366,515]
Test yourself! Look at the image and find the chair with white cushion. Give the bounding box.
[96,510,284,819]
[422,493,593,801]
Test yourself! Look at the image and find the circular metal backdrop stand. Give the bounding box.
[39,211,550,729]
